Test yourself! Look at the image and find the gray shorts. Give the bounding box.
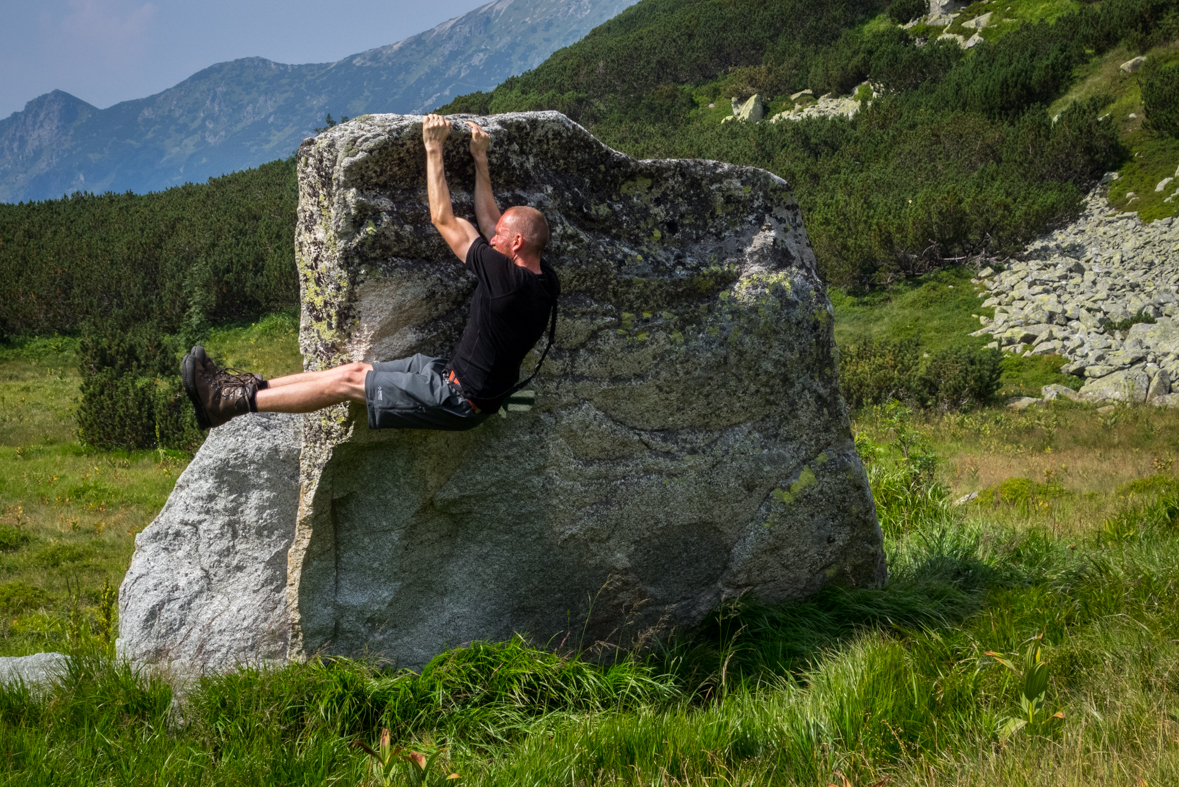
[365,354,492,431]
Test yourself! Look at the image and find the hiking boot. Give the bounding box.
[181,346,261,430]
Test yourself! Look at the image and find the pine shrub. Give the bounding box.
[839,337,923,409]
[839,338,1001,411]
[886,0,926,25]
[75,322,203,452]
[1142,57,1179,137]
[916,345,1003,410]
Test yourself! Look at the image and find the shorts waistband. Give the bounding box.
[445,370,482,414]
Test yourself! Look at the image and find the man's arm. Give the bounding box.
[466,121,501,240]
[423,114,480,262]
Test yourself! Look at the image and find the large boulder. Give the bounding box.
[1129,318,1179,356]
[116,414,300,677]
[1080,368,1152,404]
[287,112,885,666]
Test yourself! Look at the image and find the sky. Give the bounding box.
[0,0,493,119]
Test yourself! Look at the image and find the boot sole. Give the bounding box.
[181,353,212,431]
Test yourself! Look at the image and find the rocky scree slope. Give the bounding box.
[974,181,1179,405]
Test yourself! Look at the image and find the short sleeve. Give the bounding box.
[465,236,519,297]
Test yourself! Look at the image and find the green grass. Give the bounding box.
[201,309,303,381]
[830,268,1083,399]
[3,403,1179,785]
[996,353,1082,398]
[0,318,304,658]
[830,268,991,355]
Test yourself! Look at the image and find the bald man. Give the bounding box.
[181,115,560,432]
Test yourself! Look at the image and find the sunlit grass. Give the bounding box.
[201,308,303,381]
[4,314,1179,784]
[4,415,1178,784]
[0,317,302,657]
[830,268,991,355]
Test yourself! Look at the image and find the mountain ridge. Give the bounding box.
[0,0,636,203]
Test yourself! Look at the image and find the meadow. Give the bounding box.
[2,285,1178,785]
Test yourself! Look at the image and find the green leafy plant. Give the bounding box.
[0,523,30,553]
[985,638,1064,739]
[354,729,460,787]
[97,581,117,645]
[857,401,951,536]
[1106,311,1158,332]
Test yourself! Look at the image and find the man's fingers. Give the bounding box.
[465,120,490,155]
[422,114,451,145]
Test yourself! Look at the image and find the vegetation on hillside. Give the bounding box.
[1,0,1176,447]
[442,0,1175,289]
[0,157,297,339]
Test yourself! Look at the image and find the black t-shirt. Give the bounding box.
[445,236,560,411]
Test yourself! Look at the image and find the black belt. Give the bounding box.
[445,370,482,414]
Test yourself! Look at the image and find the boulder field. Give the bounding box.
[118,111,886,675]
[972,185,1179,407]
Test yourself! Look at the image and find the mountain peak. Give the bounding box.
[0,0,638,202]
[0,91,97,167]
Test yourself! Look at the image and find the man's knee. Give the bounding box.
[334,362,371,394]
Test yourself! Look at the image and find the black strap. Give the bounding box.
[503,298,558,401]
[473,296,557,405]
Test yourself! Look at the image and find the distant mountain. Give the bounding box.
[0,0,637,204]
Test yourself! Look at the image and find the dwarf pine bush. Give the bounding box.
[1143,56,1179,137]
[839,338,1001,410]
[75,320,201,451]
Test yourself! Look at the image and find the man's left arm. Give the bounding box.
[423,114,480,262]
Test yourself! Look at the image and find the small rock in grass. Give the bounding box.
[1120,56,1146,73]
[0,653,70,691]
[1041,384,1080,402]
[954,491,980,507]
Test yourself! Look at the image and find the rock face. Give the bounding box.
[116,414,300,676]
[288,111,885,666]
[971,185,1179,406]
[1121,56,1147,73]
[929,0,968,14]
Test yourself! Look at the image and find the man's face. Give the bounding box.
[490,214,519,257]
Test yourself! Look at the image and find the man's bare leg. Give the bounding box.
[255,362,371,414]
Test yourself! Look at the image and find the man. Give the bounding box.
[181,114,560,432]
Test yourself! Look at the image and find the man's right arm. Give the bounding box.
[467,121,501,240]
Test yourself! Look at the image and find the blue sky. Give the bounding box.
[0,0,491,119]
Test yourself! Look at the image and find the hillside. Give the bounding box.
[441,0,1179,289]
[0,0,637,204]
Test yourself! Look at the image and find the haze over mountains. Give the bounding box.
[0,0,636,204]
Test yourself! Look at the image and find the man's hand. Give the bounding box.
[423,113,480,262]
[422,114,451,151]
[466,121,490,160]
[467,121,500,239]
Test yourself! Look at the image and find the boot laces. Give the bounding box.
[197,359,258,393]
[215,367,259,392]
